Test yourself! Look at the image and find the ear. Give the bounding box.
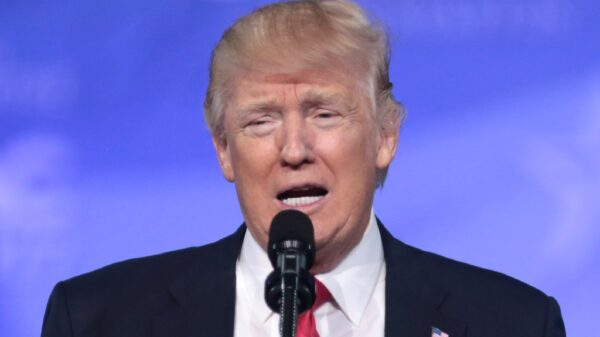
[375,126,399,170]
[212,135,235,182]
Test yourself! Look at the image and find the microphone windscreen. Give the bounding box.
[268,210,315,267]
[269,209,314,246]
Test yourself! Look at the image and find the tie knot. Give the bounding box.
[313,279,332,309]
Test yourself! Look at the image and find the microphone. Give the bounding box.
[264,210,316,337]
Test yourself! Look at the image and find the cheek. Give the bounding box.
[317,126,378,174]
[230,137,278,178]
[228,138,279,239]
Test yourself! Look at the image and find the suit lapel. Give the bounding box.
[379,222,467,337]
[152,226,246,337]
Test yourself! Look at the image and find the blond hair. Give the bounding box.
[204,0,404,186]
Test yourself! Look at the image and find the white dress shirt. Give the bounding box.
[234,210,385,337]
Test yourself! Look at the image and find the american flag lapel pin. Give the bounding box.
[432,326,449,337]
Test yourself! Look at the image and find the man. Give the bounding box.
[42,1,566,336]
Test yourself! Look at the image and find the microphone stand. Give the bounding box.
[280,270,299,337]
[266,251,315,337]
[264,210,316,337]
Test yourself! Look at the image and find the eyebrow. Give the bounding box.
[301,91,352,108]
[300,90,356,111]
[238,98,283,115]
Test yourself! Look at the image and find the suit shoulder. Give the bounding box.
[60,227,243,302]
[402,243,563,335]
[43,229,244,335]
[65,246,199,289]
[407,243,549,301]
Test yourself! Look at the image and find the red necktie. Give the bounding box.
[296,279,332,337]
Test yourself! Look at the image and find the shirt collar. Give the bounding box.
[236,210,384,325]
[316,210,384,326]
[236,224,274,323]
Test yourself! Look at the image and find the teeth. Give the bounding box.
[281,195,323,206]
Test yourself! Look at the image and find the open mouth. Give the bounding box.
[276,186,328,207]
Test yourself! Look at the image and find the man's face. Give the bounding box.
[213,69,397,273]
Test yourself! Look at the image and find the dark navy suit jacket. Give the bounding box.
[42,223,566,337]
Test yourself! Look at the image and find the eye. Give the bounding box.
[244,115,278,136]
[248,118,271,126]
[312,109,342,127]
[316,112,337,119]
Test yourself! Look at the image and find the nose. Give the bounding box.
[279,116,315,168]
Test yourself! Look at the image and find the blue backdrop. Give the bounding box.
[1,0,598,336]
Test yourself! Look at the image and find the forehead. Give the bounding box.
[228,70,368,108]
